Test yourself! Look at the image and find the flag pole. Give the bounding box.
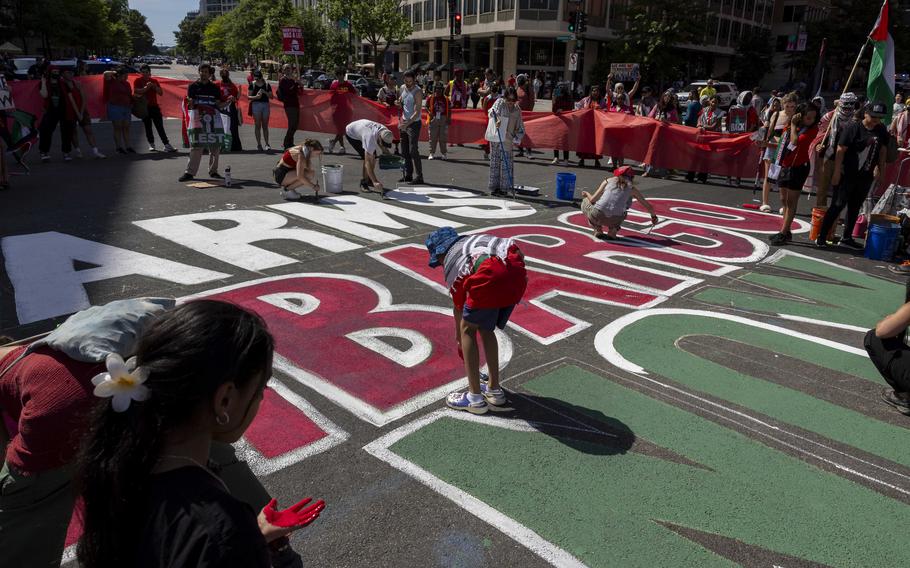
[818,37,871,149]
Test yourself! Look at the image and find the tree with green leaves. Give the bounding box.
[728,30,774,89]
[320,0,412,68]
[175,14,212,57]
[614,0,705,89]
[319,26,350,71]
[124,9,155,55]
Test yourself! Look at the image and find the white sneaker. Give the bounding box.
[163,143,176,152]
[778,207,784,214]
[440,154,447,160]
[148,145,156,152]
[73,147,83,159]
[480,384,507,406]
[92,147,106,158]
[428,154,435,160]
[606,159,614,167]
[264,145,272,152]
[337,146,346,155]
[63,153,72,162]
[759,204,771,212]
[40,153,49,162]
[281,189,302,200]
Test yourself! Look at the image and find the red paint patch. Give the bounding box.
[64,499,83,548]
[629,198,799,233]
[243,387,328,459]
[378,245,659,343]
[563,213,760,262]
[202,275,470,417]
[481,225,722,290]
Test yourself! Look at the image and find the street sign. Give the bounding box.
[786,32,808,52]
[282,27,304,56]
[556,35,575,42]
[568,52,578,72]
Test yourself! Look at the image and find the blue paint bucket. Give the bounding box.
[865,223,901,261]
[555,172,577,200]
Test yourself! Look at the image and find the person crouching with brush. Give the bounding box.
[426,227,528,414]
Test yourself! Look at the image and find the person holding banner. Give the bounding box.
[38,66,70,162]
[178,63,232,183]
[61,68,106,159]
[486,87,524,195]
[277,65,301,150]
[576,84,607,168]
[134,64,176,153]
[219,69,242,152]
[102,67,136,155]
[248,70,273,152]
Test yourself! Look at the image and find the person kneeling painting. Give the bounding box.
[581,166,658,239]
[274,138,324,201]
[866,285,910,416]
[426,227,528,414]
[345,119,394,196]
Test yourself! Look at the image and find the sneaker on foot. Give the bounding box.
[265,145,272,152]
[551,157,559,164]
[408,177,425,185]
[257,144,263,151]
[578,159,585,167]
[768,232,791,246]
[479,372,489,384]
[178,173,194,182]
[337,146,346,155]
[446,391,488,414]
[428,154,435,160]
[73,148,83,159]
[209,172,223,179]
[40,153,50,162]
[164,143,177,152]
[281,189,302,201]
[881,388,910,415]
[480,383,506,406]
[92,148,106,158]
[759,204,771,213]
[440,154,447,160]
[63,153,72,162]
[148,145,156,152]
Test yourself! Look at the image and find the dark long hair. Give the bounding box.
[75,300,274,567]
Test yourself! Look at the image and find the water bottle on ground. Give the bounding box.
[225,166,232,187]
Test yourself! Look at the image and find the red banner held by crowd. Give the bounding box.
[11,74,910,184]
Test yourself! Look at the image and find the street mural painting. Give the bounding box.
[3,189,906,566]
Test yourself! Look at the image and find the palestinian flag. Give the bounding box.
[868,0,895,123]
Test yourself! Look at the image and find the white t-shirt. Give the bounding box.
[345,119,385,155]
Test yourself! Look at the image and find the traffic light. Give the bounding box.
[454,12,462,35]
[568,11,577,33]
[577,11,587,33]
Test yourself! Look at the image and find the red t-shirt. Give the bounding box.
[330,80,354,94]
[134,76,160,107]
[107,79,133,107]
[219,81,239,102]
[782,125,820,167]
[450,246,527,311]
[61,80,83,120]
[0,346,103,474]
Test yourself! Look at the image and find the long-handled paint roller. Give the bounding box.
[490,108,533,211]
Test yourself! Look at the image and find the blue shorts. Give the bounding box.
[462,304,515,331]
[107,104,131,122]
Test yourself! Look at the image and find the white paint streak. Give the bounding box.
[345,327,433,368]
[1,231,229,324]
[134,210,360,271]
[257,292,321,316]
[383,186,538,219]
[363,410,589,568]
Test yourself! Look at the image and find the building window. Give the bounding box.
[519,0,558,10]
[436,0,446,20]
[481,0,493,13]
[719,17,730,46]
[424,0,432,21]
[498,0,514,10]
[782,5,806,22]
[515,38,563,67]
[464,0,477,15]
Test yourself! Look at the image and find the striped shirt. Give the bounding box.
[443,234,515,292]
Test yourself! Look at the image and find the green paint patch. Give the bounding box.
[694,252,900,327]
[390,366,910,567]
[611,313,910,468]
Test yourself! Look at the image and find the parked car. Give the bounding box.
[354,77,382,99]
[343,73,363,84]
[676,81,739,109]
[314,74,334,89]
[897,73,910,93]
[303,69,327,88]
[10,57,40,79]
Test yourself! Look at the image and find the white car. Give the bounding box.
[677,81,739,109]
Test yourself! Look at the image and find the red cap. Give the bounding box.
[614,165,634,179]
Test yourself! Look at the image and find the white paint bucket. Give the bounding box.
[322,164,343,194]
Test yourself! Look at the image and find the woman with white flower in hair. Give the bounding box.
[75,300,325,567]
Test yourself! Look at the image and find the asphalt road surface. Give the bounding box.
[2,115,908,568]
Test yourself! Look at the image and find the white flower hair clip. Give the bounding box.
[91,354,150,412]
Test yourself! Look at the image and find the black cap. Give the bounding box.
[865,101,888,118]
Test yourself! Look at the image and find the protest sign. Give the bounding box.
[282,27,304,56]
[610,63,640,82]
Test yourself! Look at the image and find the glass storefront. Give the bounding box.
[516,38,565,68]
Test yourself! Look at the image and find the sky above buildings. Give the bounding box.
[131,0,191,47]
